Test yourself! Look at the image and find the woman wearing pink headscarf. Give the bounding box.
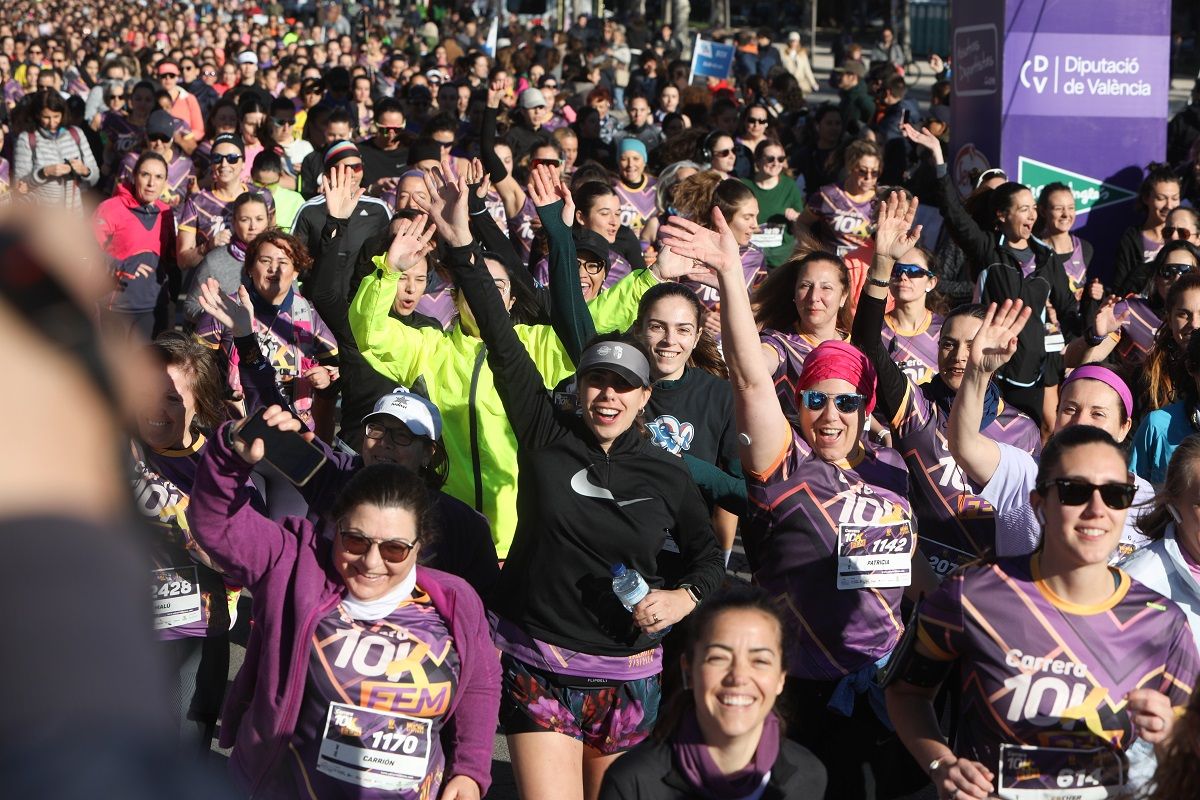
[662,210,937,799]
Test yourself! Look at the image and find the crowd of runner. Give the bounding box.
[7,1,1200,798]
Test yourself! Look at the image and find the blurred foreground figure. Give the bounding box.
[0,205,226,797]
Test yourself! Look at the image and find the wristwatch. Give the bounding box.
[679,584,702,606]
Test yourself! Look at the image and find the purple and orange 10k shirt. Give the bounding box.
[881,311,943,385]
[745,432,915,681]
[917,555,1198,787]
[292,589,460,799]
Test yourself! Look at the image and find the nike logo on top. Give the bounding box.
[570,467,653,507]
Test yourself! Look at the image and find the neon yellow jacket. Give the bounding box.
[350,260,655,557]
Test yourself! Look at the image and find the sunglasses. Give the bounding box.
[158,72,179,79]
[855,168,880,177]
[1159,263,1194,279]
[711,147,734,158]
[1164,226,1195,240]
[1036,478,1136,510]
[211,153,243,164]
[271,116,295,126]
[148,132,171,143]
[336,162,364,173]
[378,125,404,134]
[892,262,933,280]
[109,92,126,100]
[577,257,606,275]
[747,116,768,125]
[433,140,454,149]
[800,390,865,414]
[338,530,416,563]
[762,155,787,164]
[364,421,421,446]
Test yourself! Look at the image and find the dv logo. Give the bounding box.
[1020,55,1050,93]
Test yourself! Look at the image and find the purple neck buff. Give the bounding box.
[672,707,781,799]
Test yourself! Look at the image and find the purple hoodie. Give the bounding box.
[189,423,500,798]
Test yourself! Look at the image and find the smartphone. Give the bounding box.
[237,406,327,486]
[901,108,910,126]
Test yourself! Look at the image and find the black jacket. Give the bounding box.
[448,240,724,654]
[1110,226,1153,297]
[598,734,827,800]
[936,168,1080,386]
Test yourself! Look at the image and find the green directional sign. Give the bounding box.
[1017,156,1137,215]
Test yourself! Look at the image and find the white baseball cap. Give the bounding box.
[362,389,442,440]
[237,51,258,66]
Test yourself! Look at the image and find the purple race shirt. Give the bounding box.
[1140,233,1161,264]
[987,400,1043,457]
[918,555,1198,790]
[101,111,144,163]
[118,150,195,208]
[1061,235,1088,294]
[745,431,916,680]
[292,589,460,798]
[881,311,944,385]
[808,183,876,255]
[507,196,539,263]
[130,437,230,641]
[615,178,657,238]
[415,285,457,330]
[1113,295,1160,362]
[0,157,9,200]
[177,185,274,245]
[194,290,337,428]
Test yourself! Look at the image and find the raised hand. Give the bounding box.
[415,157,472,248]
[652,244,707,282]
[384,213,436,272]
[1093,295,1130,338]
[486,76,503,109]
[874,191,922,261]
[901,123,944,165]
[527,163,575,227]
[970,300,1032,375]
[196,278,254,338]
[323,164,365,220]
[659,208,742,276]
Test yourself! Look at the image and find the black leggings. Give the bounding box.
[780,676,931,800]
[163,634,229,754]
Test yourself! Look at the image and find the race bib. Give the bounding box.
[750,224,785,249]
[921,537,977,579]
[998,744,1124,799]
[151,566,202,630]
[1044,332,1065,353]
[836,521,915,590]
[318,702,432,791]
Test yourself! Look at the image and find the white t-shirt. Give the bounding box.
[982,441,1154,561]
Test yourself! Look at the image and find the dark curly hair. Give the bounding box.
[244,228,313,276]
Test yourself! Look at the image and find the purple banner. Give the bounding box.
[1003,33,1168,119]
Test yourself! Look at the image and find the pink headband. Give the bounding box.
[1061,365,1133,418]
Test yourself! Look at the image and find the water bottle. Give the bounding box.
[611,564,670,638]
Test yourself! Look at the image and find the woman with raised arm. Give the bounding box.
[662,209,936,800]
[905,122,1079,427]
[886,425,1198,800]
[947,301,1156,560]
[349,161,694,560]
[853,194,1041,580]
[422,164,724,800]
[187,408,500,799]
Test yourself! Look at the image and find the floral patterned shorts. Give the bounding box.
[498,652,662,754]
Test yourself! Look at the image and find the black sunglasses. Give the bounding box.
[711,147,734,158]
[1163,226,1195,240]
[271,116,295,126]
[338,530,415,563]
[800,390,865,413]
[363,422,421,446]
[211,152,243,165]
[892,262,934,280]
[147,132,171,143]
[1036,478,1136,510]
[747,116,768,124]
[577,257,605,275]
[1160,263,1195,279]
